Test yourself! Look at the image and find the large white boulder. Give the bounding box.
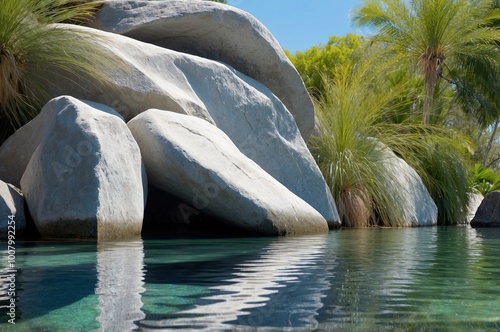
[0,181,26,237]
[42,26,340,227]
[383,147,437,226]
[19,96,146,240]
[128,110,329,235]
[90,0,314,140]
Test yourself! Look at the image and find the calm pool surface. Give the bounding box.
[1,227,499,331]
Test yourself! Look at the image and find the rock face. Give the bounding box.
[0,115,50,188]
[382,147,437,227]
[90,0,314,140]
[471,191,500,227]
[19,96,145,239]
[128,110,329,235]
[44,26,340,227]
[462,193,483,224]
[0,181,26,237]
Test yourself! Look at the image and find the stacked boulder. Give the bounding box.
[0,97,146,240]
[0,0,339,239]
[0,0,444,239]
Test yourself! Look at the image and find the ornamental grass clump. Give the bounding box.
[310,51,472,226]
[0,0,108,141]
[310,58,409,228]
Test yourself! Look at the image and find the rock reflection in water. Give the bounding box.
[139,235,330,331]
[95,239,146,331]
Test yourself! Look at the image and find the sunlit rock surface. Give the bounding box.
[19,96,145,240]
[90,0,315,140]
[382,147,437,226]
[128,110,329,235]
[0,181,25,237]
[462,192,484,224]
[44,26,340,227]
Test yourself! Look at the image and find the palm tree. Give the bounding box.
[0,0,108,142]
[353,0,500,124]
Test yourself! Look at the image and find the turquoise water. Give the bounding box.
[1,227,499,331]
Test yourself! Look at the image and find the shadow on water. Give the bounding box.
[0,240,97,321]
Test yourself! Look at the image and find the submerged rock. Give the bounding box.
[128,110,329,235]
[19,96,146,240]
[0,181,26,237]
[90,0,314,140]
[471,191,500,227]
[44,26,340,227]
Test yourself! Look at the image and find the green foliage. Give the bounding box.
[353,0,500,124]
[310,63,406,227]
[310,49,472,226]
[472,163,500,195]
[286,34,363,97]
[0,0,109,142]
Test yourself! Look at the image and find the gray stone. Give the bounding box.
[20,96,146,240]
[43,26,340,227]
[471,191,500,227]
[90,0,314,139]
[462,192,484,224]
[382,147,437,227]
[0,116,50,188]
[128,109,329,235]
[0,181,26,237]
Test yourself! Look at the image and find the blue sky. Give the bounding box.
[227,0,368,53]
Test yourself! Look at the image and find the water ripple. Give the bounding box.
[0,228,500,331]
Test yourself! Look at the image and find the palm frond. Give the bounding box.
[353,0,500,124]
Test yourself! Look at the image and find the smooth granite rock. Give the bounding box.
[462,193,484,224]
[382,147,437,227]
[90,0,314,139]
[20,96,146,240]
[471,191,500,227]
[42,25,340,227]
[128,109,329,235]
[0,181,26,237]
[0,113,51,188]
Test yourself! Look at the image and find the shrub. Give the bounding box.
[310,51,472,226]
[0,0,108,142]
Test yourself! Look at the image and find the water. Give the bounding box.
[0,227,499,331]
